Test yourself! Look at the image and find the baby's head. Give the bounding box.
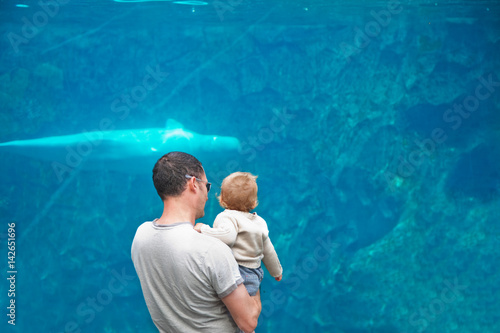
[218,172,258,212]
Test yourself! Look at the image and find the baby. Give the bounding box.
[194,172,283,297]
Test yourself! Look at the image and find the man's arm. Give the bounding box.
[222,284,261,333]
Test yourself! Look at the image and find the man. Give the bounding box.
[131,151,261,333]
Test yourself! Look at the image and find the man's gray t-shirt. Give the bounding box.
[131,221,243,333]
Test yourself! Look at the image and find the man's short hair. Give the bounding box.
[218,172,258,212]
[152,151,204,200]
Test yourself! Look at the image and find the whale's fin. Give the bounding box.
[166,119,184,130]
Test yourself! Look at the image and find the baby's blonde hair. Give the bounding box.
[218,172,258,212]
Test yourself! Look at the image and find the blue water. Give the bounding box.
[1,0,499,332]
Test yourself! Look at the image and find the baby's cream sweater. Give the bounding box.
[200,209,283,278]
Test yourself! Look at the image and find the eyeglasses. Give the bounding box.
[185,175,211,192]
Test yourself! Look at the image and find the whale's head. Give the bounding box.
[202,135,241,153]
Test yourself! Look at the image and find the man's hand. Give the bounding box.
[275,275,282,282]
[194,223,205,233]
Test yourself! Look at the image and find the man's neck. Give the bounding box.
[155,197,196,226]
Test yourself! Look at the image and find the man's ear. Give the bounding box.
[187,177,197,192]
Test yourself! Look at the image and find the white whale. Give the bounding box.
[0,119,241,180]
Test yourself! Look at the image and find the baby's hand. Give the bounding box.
[194,223,205,233]
[275,275,282,282]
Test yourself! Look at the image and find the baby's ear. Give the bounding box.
[252,199,258,210]
[218,194,226,208]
